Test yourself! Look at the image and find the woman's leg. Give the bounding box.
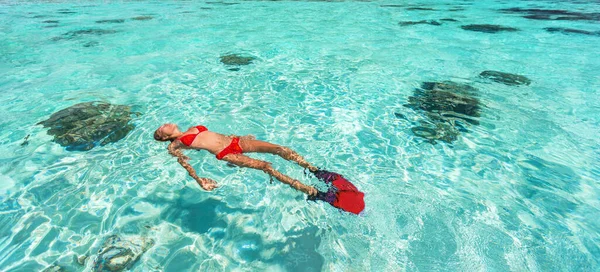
[239,138,318,172]
[222,154,318,196]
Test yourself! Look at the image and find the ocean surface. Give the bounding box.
[1,0,599,271]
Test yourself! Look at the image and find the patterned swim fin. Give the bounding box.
[311,170,365,215]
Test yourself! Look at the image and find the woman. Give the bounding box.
[153,123,319,196]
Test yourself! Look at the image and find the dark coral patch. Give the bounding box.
[42,265,64,272]
[220,54,255,66]
[406,7,436,11]
[499,7,600,22]
[461,24,519,33]
[93,235,153,272]
[394,112,408,120]
[411,124,460,144]
[399,20,442,26]
[205,1,239,5]
[131,15,154,21]
[380,4,405,8]
[83,41,100,47]
[404,81,482,143]
[410,81,481,122]
[21,134,30,146]
[37,102,138,151]
[544,27,600,36]
[65,29,117,36]
[57,9,77,14]
[52,29,118,41]
[96,19,125,24]
[524,14,552,20]
[480,70,531,86]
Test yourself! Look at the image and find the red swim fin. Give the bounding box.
[331,177,365,214]
[311,170,365,215]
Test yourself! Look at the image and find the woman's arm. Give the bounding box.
[167,142,218,191]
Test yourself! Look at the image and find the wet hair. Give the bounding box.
[154,129,167,141]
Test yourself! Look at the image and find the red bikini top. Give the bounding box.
[178,125,208,146]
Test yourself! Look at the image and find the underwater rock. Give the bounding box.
[406,7,435,11]
[399,20,441,26]
[523,14,553,20]
[499,7,600,22]
[37,102,138,151]
[52,29,118,41]
[405,81,481,122]
[41,265,64,272]
[57,9,76,15]
[131,15,154,21]
[83,41,100,47]
[404,81,481,143]
[394,112,407,120]
[93,235,154,272]
[479,70,531,86]
[380,4,405,8]
[21,134,30,146]
[77,255,89,265]
[42,19,59,28]
[461,24,519,33]
[411,123,460,144]
[96,19,125,24]
[544,27,600,36]
[205,1,239,5]
[220,54,255,66]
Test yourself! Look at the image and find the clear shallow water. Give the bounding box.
[1,0,599,271]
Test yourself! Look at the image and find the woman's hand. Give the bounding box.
[198,178,218,191]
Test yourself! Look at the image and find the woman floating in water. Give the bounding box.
[154,123,365,214]
[154,123,319,194]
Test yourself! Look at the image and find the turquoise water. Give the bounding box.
[1,0,600,271]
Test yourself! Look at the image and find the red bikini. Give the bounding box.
[178,126,208,146]
[178,125,243,160]
[216,137,243,160]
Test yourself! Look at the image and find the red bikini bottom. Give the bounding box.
[216,137,243,160]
